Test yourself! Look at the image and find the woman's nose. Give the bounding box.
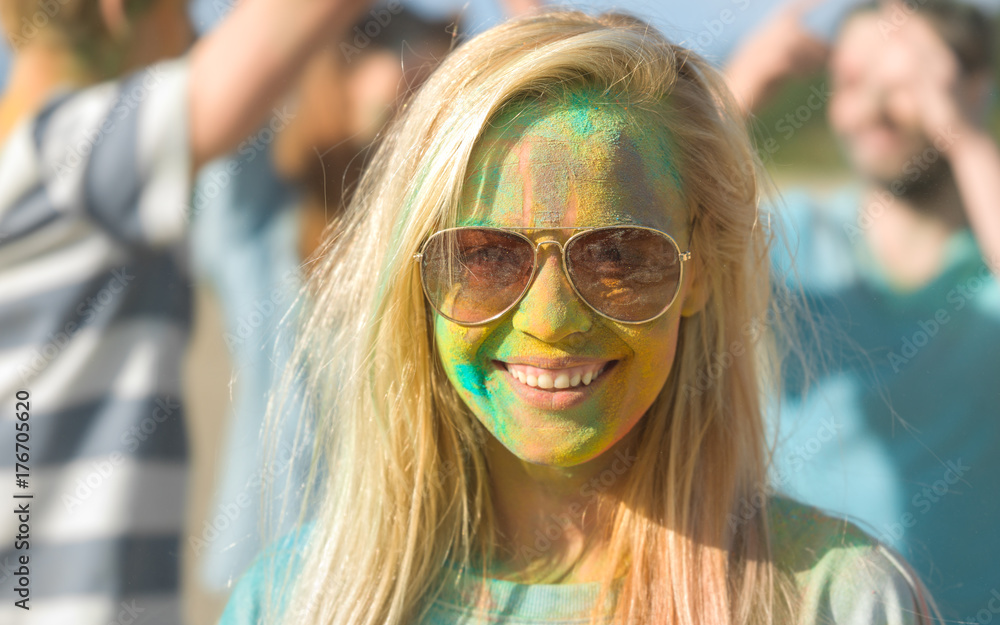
[510,244,592,342]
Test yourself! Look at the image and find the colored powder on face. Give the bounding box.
[460,88,685,234]
[562,90,600,132]
[452,362,488,397]
[432,87,691,467]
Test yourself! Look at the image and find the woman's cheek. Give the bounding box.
[435,319,492,402]
[615,316,680,398]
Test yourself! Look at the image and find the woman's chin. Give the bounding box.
[492,427,615,468]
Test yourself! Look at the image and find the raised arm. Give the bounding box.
[894,10,1000,276]
[724,0,828,115]
[188,0,372,170]
[949,129,1000,276]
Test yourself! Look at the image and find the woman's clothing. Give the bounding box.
[218,497,924,624]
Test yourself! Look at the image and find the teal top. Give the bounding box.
[218,498,923,624]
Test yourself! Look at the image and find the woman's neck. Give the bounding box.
[485,429,639,584]
[0,44,93,143]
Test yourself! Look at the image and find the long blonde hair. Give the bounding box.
[269,10,789,624]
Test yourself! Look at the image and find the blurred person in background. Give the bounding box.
[190,3,455,593]
[0,0,369,622]
[726,0,1000,619]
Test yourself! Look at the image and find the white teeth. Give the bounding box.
[505,362,608,391]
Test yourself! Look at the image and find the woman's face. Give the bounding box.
[433,94,700,467]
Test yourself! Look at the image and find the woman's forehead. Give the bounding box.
[459,94,685,232]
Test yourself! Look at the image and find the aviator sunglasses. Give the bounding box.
[414,226,693,325]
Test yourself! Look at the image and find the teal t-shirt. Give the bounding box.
[769,187,1000,621]
[218,498,922,625]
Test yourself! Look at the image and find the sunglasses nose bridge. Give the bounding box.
[534,239,565,252]
[531,239,568,278]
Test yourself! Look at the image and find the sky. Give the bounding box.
[2,0,999,83]
[186,0,865,63]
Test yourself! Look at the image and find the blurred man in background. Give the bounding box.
[727,0,1000,618]
[0,0,368,622]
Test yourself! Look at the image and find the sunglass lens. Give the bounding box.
[566,228,682,322]
[420,229,535,324]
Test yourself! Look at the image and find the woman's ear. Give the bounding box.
[679,263,709,317]
[100,0,130,38]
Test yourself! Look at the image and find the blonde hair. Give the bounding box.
[269,10,792,625]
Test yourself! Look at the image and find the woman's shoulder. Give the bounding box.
[217,524,314,625]
[767,495,872,556]
[768,496,931,625]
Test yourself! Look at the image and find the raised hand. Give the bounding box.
[725,0,830,114]
[875,1,978,149]
[874,1,1000,274]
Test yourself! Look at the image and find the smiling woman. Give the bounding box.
[219,9,936,625]
[431,96,696,469]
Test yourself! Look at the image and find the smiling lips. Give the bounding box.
[503,361,611,390]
